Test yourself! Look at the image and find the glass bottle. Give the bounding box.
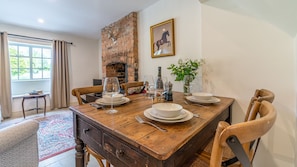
[155,66,163,89]
[155,66,164,103]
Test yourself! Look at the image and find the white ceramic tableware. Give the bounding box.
[152,103,183,118]
[96,97,130,106]
[144,108,193,123]
[186,96,221,104]
[192,92,213,100]
[149,108,188,120]
[102,94,124,103]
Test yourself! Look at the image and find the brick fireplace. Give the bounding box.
[106,62,127,84]
[101,12,138,82]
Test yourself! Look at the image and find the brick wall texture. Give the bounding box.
[101,12,138,82]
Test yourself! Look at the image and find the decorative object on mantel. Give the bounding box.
[150,18,175,58]
[107,26,121,44]
[167,59,204,95]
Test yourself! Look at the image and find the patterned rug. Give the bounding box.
[36,111,75,161]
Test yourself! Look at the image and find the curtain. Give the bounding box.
[50,40,70,109]
[0,32,12,118]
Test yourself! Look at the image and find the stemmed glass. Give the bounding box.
[143,75,155,99]
[103,77,120,114]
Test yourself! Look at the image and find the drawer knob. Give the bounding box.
[116,149,124,158]
[83,128,90,134]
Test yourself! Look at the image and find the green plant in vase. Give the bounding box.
[167,58,204,95]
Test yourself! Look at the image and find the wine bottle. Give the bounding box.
[156,66,163,90]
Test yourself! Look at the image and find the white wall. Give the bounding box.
[139,0,295,166]
[201,5,295,167]
[138,0,203,93]
[294,34,297,167]
[0,24,100,112]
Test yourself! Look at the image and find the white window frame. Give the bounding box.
[8,38,52,96]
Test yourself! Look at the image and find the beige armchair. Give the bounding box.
[0,120,39,167]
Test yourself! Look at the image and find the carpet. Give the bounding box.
[36,111,75,161]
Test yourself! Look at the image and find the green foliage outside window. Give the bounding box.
[9,43,52,80]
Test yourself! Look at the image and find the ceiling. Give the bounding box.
[0,0,160,39]
[200,0,297,37]
[2,0,296,40]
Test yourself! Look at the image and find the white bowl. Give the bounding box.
[152,103,183,118]
[192,92,213,100]
[102,94,124,102]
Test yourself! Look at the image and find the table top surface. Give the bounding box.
[22,93,47,98]
[70,92,234,160]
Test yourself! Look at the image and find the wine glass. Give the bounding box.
[103,77,120,114]
[143,75,155,99]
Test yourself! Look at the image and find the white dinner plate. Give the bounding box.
[149,108,188,120]
[95,97,130,106]
[144,108,193,123]
[186,96,221,104]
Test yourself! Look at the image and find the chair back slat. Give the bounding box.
[71,85,103,105]
[121,81,144,96]
[245,89,275,122]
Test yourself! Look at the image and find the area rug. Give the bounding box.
[35,111,75,161]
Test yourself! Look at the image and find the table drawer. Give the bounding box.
[77,118,102,152]
[103,133,149,166]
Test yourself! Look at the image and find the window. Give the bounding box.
[8,40,52,96]
[9,42,52,80]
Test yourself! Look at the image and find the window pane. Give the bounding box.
[33,68,42,79]
[43,70,51,78]
[43,59,51,69]
[9,45,17,56]
[19,57,30,68]
[32,58,42,68]
[19,68,30,80]
[10,57,18,68]
[11,69,19,80]
[43,48,51,58]
[33,48,41,57]
[19,46,29,57]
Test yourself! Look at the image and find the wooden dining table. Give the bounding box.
[70,92,234,167]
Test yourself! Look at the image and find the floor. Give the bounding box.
[39,149,104,167]
[0,109,107,167]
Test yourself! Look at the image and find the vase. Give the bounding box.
[183,75,191,96]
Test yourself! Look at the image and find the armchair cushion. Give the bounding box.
[0,120,39,167]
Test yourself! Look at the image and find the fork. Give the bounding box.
[89,103,105,110]
[184,100,208,108]
[135,116,167,132]
[193,113,200,118]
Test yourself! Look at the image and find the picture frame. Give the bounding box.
[150,18,175,58]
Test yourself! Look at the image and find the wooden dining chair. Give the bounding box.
[121,81,144,96]
[71,85,110,167]
[189,100,277,167]
[196,89,275,166]
[244,89,275,121]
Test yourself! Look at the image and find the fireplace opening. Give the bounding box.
[106,63,127,84]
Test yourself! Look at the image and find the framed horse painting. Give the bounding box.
[150,18,175,58]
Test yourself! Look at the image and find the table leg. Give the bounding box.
[22,98,25,118]
[75,138,85,167]
[43,96,46,116]
[36,97,39,114]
